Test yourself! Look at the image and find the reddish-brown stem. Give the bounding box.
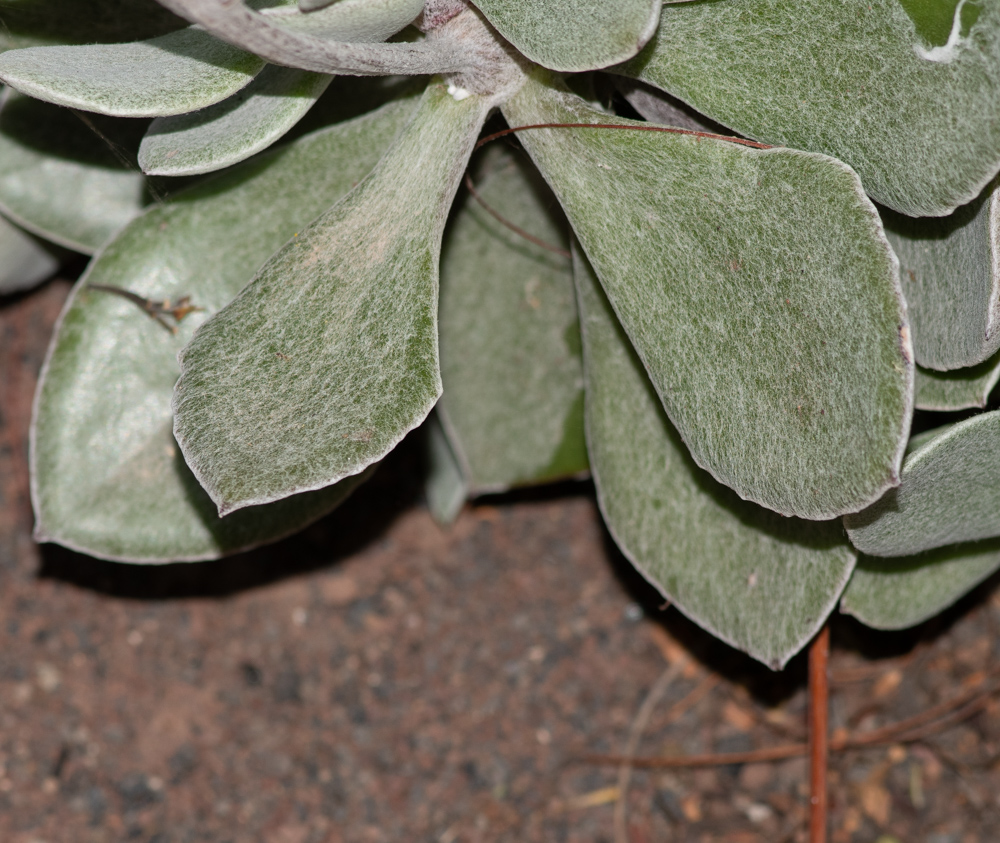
[464,122,771,259]
[808,625,830,843]
[474,122,772,153]
[578,677,999,770]
[462,173,571,259]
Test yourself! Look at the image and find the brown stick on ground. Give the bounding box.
[809,625,830,843]
[577,666,1000,770]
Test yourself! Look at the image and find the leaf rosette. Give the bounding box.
[5,0,1000,664]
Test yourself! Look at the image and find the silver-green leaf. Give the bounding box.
[0,213,61,294]
[437,150,587,494]
[469,0,660,73]
[262,0,424,42]
[0,91,149,253]
[157,0,468,76]
[424,411,467,526]
[575,245,855,669]
[30,97,416,562]
[503,77,912,520]
[846,412,1000,557]
[173,83,489,514]
[139,66,332,176]
[0,27,264,117]
[884,178,1000,371]
[914,355,1000,412]
[619,0,1000,216]
[841,541,1000,630]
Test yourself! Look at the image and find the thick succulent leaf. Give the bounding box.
[425,412,467,526]
[173,84,489,514]
[0,27,264,117]
[619,0,1000,216]
[0,91,150,253]
[503,78,912,520]
[262,0,423,41]
[0,213,61,294]
[31,97,416,562]
[157,0,468,76]
[437,151,588,494]
[469,0,660,72]
[575,246,854,669]
[841,540,1000,630]
[139,66,332,176]
[0,0,184,52]
[845,412,1000,556]
[884,180,1000,371]
[914,355,1000,411]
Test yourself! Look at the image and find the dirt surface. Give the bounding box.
[3,279,1000,843]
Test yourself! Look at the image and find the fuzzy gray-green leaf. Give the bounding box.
[262,0,424,42]
[841,541,1000,630]
[0,213,61,293]
[503,79,912,520]
[30,98,416,562]
[0,27,264,117]
[425,411,467,526]
[0,91,150,252]
[884,179,1000,371]
[437,151,587,493]
[914,355,1000,411]
[576,246,854,669]
[139,66,332,176]
[619,0,1000,216]
[846,412,1000,556]
[173,83,489,514]
[470,0,661,72]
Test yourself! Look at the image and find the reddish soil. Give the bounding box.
[2,279,999,843]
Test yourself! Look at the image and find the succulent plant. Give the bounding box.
[2,0,1000,668]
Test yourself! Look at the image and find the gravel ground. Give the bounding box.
[2,279,1000,843]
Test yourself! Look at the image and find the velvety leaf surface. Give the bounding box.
[470,0,661,72]
[262,0,423,41]
[914,355,1000,411]
[503,78,912,520]
[425,412,467,526]
[139,66,332,176]
[437,151,587,494]
[883,180,1000,370]
[620,0,1000,216]
[173,84,489,514]
[31,98,415,562]
[575,246,854,669]
[846,412,1000,556]
[0,91,149,252]
[0,213,60,293]
[156,0,467,77]
[842,540,1000,630]
[0,0,184,52]
[0,27,264,117]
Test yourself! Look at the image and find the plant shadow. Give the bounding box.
[37,429,425,599]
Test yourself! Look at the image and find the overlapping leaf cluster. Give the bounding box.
[2,0,1000,667]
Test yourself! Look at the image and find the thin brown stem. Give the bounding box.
[87,283,202,334]
[576,665,1000,770]
[464,121,771,258]
[474,122,773,153]
[809,625,830,843]
[462,173,571,259]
